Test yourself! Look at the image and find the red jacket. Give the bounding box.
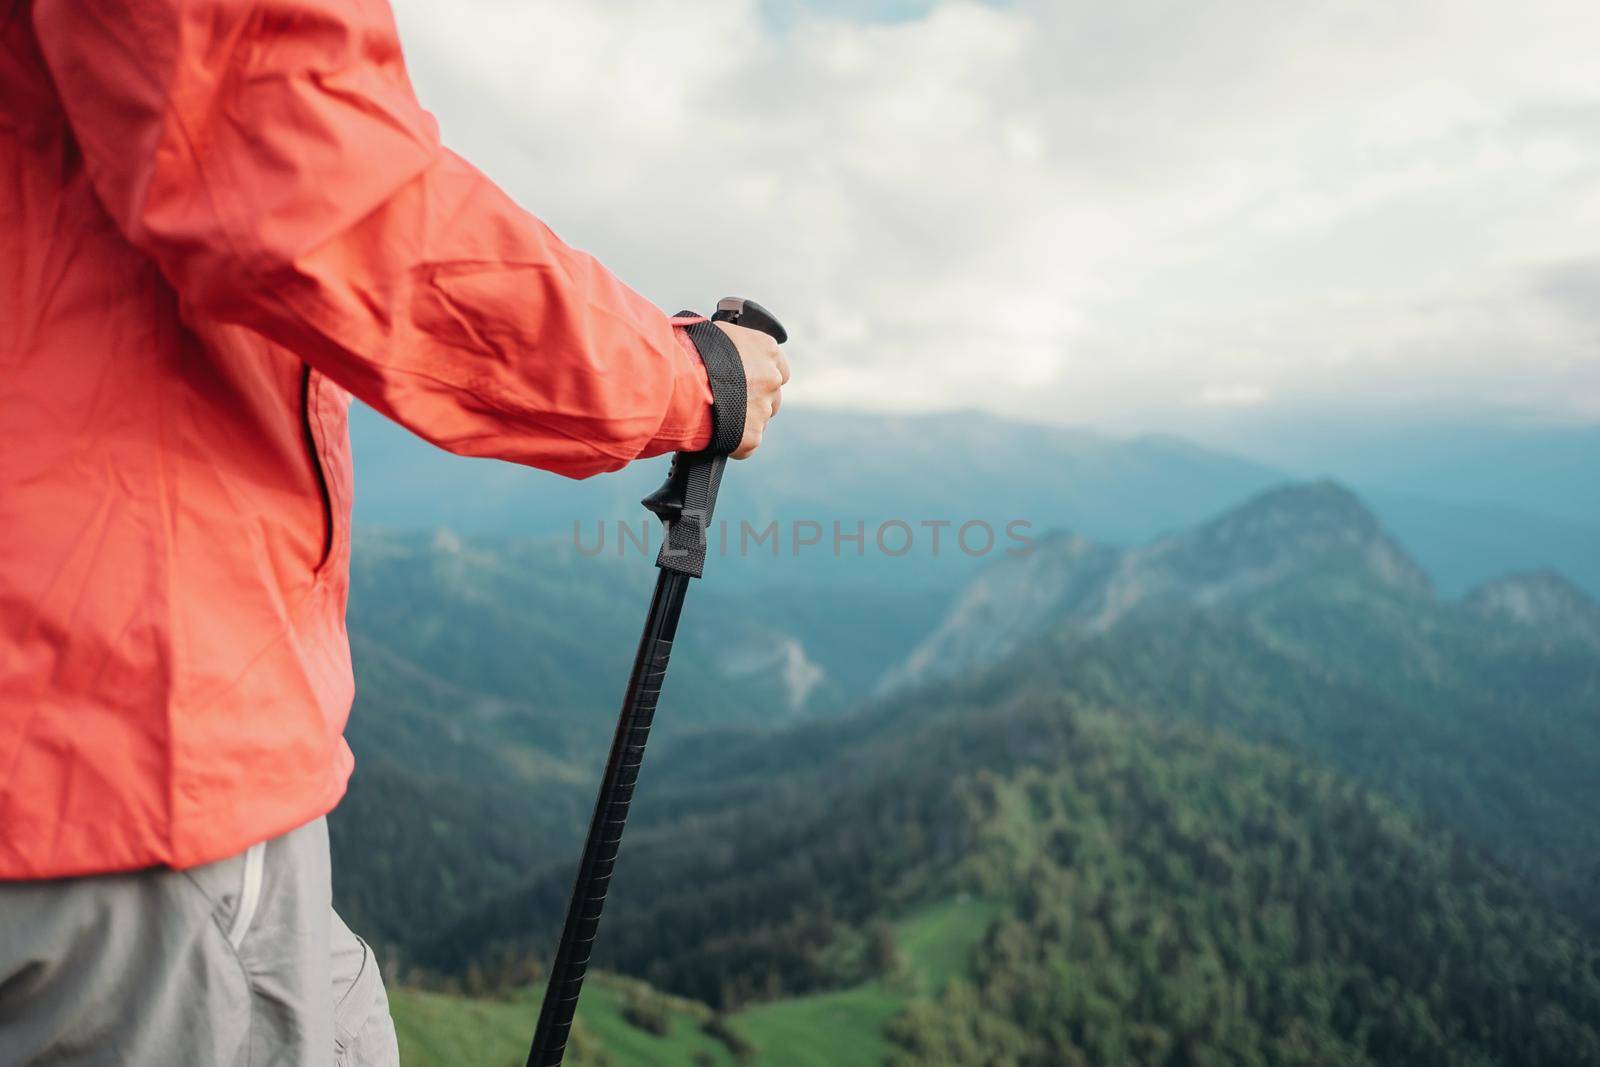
[0,0,714,878]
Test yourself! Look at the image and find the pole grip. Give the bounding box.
[643,451,728,578]
[642,299,787,578]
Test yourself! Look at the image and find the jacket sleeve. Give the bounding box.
[32,0,713,477]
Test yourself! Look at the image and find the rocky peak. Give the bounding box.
[881,481,1432,692]
[1465,569,1600,650]
[1152,481,1430,594]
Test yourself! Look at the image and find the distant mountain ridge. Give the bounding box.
[351,403,1600,597]
[350,405,1295,593]
[883,481,1431,691]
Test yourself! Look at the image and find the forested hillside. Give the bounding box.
[887,709,1600,1066]
[1005,586,1600,930]
[416,690,1600,1065]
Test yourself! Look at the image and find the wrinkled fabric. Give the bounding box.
[0,816,400,1066]
[0,0,713,878]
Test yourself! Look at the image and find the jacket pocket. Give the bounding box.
[300,364,335,573]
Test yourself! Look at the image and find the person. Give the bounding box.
[0,0,788,1062]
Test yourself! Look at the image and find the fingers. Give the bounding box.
[732,424,761,460]
[713,319,786,460]
[734,391,776,461]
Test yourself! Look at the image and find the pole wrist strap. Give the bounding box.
[679,314,746,457]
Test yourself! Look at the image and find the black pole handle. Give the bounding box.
[642,298,787,578]
[712,296,787,343]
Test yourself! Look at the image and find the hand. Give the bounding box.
[716,321,789,459]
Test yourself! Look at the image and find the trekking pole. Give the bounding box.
[526,298,787,1067]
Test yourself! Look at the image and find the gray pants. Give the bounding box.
[0,817,398,1066]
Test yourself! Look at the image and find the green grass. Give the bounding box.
[391,986,534,1067]
[390,893,1003,1065]
[571,979,736,1067]
[392,977,734,1067]
[732,983,903,1066]
[894,895,1003,994]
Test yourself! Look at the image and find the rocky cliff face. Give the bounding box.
[878,531,1120,693]
[882,481,1432,691]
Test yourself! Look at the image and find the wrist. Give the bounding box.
[650,325,715,453]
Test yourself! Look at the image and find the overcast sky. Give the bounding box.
[390,0,1600,437]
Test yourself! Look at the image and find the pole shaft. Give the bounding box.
[526,569,691,1067]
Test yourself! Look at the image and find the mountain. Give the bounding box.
[878,530,1122,693]
[349,404,1289,589]
[343,528,932,730]
[379,483,1600,1065]
[350,403,1600,600]
[882,482,1600,923]
[1466,569,1600,651]
[883,481,1428,690]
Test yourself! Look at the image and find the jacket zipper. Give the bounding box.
[300,364,334,571]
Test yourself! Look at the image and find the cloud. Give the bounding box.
[1195,385,1269,408]
[1539,257,1600,327]
[390,0,1600,431]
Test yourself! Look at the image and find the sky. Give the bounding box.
[389,0,1600,439]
